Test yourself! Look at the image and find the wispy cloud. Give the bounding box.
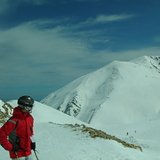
[1,18,160,100]
[95,14,135,23]
[0,0,46,15]
[0,19,160,88]
[0,21,92,87]
[74,13,135,28]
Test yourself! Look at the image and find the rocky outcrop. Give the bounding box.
[64,123,143,152]
[0,100,13,125]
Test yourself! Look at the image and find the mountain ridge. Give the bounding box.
[1,56,160,159]
[41,55,160,129]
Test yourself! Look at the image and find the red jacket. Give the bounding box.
[0,107,34,158]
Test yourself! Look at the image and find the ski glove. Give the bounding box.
[31,142,36,150]
[11,144,19,152]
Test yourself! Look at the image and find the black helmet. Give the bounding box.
[18,96,34,110]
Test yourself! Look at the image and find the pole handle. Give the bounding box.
[15,152,19,160]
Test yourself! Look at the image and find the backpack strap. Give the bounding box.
[8,119,27,151]
[8,119,20,145]
[8,119,19,130]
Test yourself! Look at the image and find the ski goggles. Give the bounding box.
[19,103,34,111]
[24,106,34,111]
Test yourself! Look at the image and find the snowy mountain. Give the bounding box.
[0,100,86,125]
[41,55,160,130]
[0,100,149,160]
[1,55,160,159]
[1,99,160,159]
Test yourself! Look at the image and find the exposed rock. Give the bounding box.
[0,100,13,125]
[65,123,142,152]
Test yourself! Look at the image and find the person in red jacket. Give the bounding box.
[0,96,36,160]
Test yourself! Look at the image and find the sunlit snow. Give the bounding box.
[1,56,160,160]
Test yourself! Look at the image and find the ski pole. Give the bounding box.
[33,150,39,160]
[15,152,19,160]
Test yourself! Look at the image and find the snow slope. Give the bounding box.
[4,100,87,125]
[41,55,160,129]
[1,100,160,160]
[1,55,160,159]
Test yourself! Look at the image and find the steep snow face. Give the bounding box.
[41,62,122,120]
[41,56,160,128]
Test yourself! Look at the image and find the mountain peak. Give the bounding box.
[41,56,160,129]
[131,55,160,71]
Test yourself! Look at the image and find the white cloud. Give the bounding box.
[95,14,135,23]
[0,21,92,87]
[93,47,160,65]
[73,13,135,29]
[0,0,46,15]
[0,19,160,91]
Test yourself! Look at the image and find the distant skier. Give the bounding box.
[0,96,36,160]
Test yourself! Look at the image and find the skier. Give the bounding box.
[0,96,36,160]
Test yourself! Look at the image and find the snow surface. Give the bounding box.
[0,100,160,160]
[41,56,160,126]
[1,56,160,159]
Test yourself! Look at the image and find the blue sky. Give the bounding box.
[1,0,160,101]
